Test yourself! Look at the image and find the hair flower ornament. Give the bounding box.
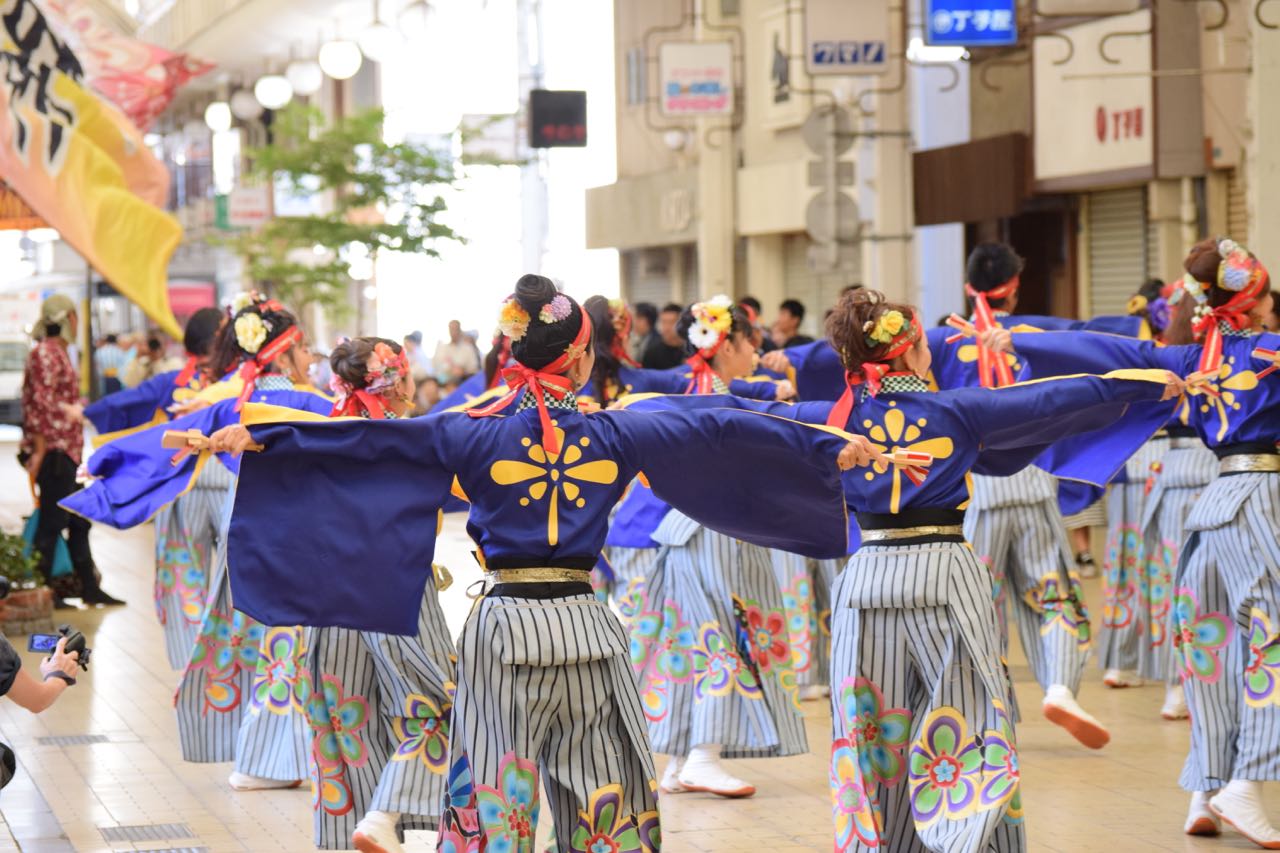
[499,297,531,341]
[364,342,408,395]
[538,293,573,324]
[230,291,257,314]
[687,295,734,352]
[867,310,906,345]
[234,313,268,354]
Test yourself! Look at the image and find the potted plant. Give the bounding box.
[0,529,53,634]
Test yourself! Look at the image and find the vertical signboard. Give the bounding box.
[659,42,734,116]
[804,0,889,75]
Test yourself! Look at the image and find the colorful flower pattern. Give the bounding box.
[475,752,540,853]
[839,677,911,787]
[1102,525,1141,630]
[306,674,371,770]
[1145,541,1176,649]
[1244,608,1280,708]
[251,627,309,714]
[1031,575,1091,648]
[438,753,481,853]
[781,574,813,675]
[391,693,451,772]
[742,602,790,674]
[830,738,882,850]
[569,783,645,852]
[311,756,353,816]
[691,622,760,700]
[908,708,983,827]
[979,700,1020,820]
[1172,588,1233,683]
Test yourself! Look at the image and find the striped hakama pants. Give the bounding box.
[438,592,659,853]
[174,485,310,781]
[965,469,1090,695]
[1176,471,1280,792]
[634,511,808,760]
[154,459,234,669]
[1136,439,1217,682]
[305,573,456,848]
[1097,436,1170,672]
[829,541,1025,852]
[601,545,659,627]
[807,557,841,688]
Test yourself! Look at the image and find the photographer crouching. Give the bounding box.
[2,629,80,713]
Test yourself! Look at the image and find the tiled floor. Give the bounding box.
[0,441,1275,851]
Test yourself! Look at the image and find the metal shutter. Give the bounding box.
[1087,187,1147,317]
[1227,168,1248,240]
[623,248,675,307]
[782,233,859,338]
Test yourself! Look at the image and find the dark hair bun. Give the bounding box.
[825,288,917,375]
[1184,238,1222,284]
[330,337,401,389]
[676,302,751,356]
[514,274,559,314]
[508,275,588,371]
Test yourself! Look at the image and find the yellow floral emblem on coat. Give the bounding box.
[1189,355,1259,442]
[860,404,954,513]
[490,424,619,546]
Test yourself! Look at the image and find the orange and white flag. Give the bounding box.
[0,0,181,337]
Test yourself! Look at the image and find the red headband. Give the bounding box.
[963,280,1017,388]
[468,308,594,454]
[331,388,390,419]
[174,353,200,388]
[234,325,304,411]
[1191,251,1270,375]
[826,312,923,428]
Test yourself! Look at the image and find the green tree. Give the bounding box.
[223,104,463,319]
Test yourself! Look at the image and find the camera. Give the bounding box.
[27,625,91,670]
[0,575,10,600]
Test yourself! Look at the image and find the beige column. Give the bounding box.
[745,234,786,310]
[858,9,913,304]
[694,0,735,300]
[669,245,686,304]
[1146,179,1184,282]
[1248,14,1280,250]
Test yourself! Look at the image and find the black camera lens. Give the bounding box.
[0,576,10,601]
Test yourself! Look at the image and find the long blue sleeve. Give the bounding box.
[83,370,181,434]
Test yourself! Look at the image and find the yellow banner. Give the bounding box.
[0,0,182,339]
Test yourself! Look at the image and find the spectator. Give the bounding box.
[1268,299,1280,333]
[122,333,180,388]
[642,302,687,370]
[1,632,80,714]
[771,298,813,348]
[738,295,775,352]
[94,334,128,395]
[402,331,433,381]
[21,295,124,608]
[630,302,658,363]
[432,320,482,387]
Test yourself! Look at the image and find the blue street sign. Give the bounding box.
[811,40,887,69]
[925,0,1018,47]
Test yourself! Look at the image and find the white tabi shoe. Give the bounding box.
[227,770,303,791]
[353,810,405,853]
[677,744,756,798]
[659,756,688,794]
[1161,684,1189,720]
[1102,668,1144,688]
[1184,790,1221,837]
[1041,684,1111,749]
[1210,780,1280,849]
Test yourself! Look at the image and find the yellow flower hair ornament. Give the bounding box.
[498,297,531,341]
[864,309,906,346]
[687,294,735,352]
